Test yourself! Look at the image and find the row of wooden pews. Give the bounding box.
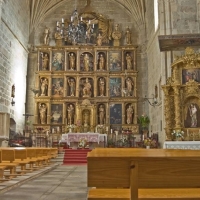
[87,148,200,200]
[0,147,58,181]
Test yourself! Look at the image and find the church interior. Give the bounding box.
[0,0,200,199]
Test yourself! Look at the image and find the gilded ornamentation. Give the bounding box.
[163,47,200,141]
[185,79,200,95]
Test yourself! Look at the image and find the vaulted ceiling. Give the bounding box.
[29,0,146,34]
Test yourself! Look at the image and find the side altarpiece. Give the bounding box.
[163,47,200,141]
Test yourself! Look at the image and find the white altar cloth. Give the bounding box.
[60,133,107,146]
[163,141,200,150]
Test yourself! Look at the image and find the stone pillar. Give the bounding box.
[174,86,181,129]
[0,0,3,23]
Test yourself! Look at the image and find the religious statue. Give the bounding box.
[40,78,48,96]
[99,105,105,124]
[83,53,90,71]
[112,24,122,46]
[126,105,134,124]
[189,103,198,127]
[98,54,105,70]
[83,78,92,97]
[68,78,75,96]
[69,53,76,70]
[67,104,74,125]
[125,26,132,45]
[126,77,134,96]
[96,33,103,46]
[54,30,63,46]
[99,78,105,96]
[42,53,49,70]
[11,84,15,98]
[126,53,132,70]
[39,103,47,124]
[43,26,50,45]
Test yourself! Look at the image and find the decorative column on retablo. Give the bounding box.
[47,103,51,124]
[174,86,182,129]
[163,86,172,140]
[35,102,39,124]
[173,65,180,85]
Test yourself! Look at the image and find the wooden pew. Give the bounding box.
[0,150,7,181]
[0,148,19,179]
[87,148,200,200]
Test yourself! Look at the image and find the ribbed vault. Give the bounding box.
[29,0,145,35]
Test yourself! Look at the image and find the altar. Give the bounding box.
[60,133,107,148]
[163,141,200,149]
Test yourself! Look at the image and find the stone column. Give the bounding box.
[174,86,181,129]
[0,0,3,23]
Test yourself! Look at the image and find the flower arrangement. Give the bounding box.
[67,124,76,129]
[144,138,152,147]
[78,138,87,148]
[171,130,184,140]
[143,138,157,148]
[138,114,150,129]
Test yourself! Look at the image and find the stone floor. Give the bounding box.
[0,153,88,200]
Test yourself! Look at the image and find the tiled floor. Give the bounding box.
[0,158,88,200]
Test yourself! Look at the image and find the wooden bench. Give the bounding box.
[0,148,19,179]
[87,148,200,200]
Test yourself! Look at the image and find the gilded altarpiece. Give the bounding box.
[162,47,200,141]
[31,8,139,146]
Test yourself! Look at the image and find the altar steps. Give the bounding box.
[63,149,92,164]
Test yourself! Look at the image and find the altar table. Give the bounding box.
[163,141,200,149]
[60,133,107,146]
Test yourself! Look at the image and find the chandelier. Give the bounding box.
[56,8,95,45]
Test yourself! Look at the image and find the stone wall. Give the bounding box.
[0,0,29,133]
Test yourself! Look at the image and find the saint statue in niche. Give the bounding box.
[39,103,47,124]
[126,105,134,124]
[82,78,92,97]
[185,103,200,128]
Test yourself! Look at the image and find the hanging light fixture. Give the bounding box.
[55,0,95,45]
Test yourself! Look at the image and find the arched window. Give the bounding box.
[154,0,158,31]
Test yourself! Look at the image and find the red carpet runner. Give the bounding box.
[63,149,92,164]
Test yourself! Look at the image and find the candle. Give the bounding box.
[93,24,94,28]
[62,18,64,23]
[106,127,108,131]
[57,127,60,132]
[52,128,54,133]
[142,135,144,141]
[56,21,59,26]
[95,127,97,133]
[81,17,83,21]
[111,129,113,134]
